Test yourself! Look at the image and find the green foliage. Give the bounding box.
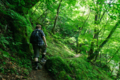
[66,58,111,80]
[0,49,10,58]
[23,69,29,76]
[1,0,120,79]
[46,41,75,58]
[0,1,34,78]
[0,48,32,76]
[0,34,9,49]
[58,71,67,79]
[44,38,112,80]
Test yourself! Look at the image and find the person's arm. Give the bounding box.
[43,36,47,47]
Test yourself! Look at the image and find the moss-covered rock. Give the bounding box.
[45,57,72,76]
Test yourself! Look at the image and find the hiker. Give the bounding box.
[30,25,47,70]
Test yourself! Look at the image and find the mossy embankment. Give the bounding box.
[0,3,33,79]
[44,37,112,80]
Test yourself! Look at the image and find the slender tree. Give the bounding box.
[52,0,62,34]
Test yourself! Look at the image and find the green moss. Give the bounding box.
[45,57,72,75]
[45,39,112,80]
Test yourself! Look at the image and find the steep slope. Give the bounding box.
[0,2,33,79]
[44,37,112,80]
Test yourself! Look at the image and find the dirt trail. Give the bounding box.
[29,67,53,80]
[28,54,81,80]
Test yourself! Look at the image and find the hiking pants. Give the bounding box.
[32,44,46,58]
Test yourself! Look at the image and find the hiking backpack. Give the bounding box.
[30,29,43,44]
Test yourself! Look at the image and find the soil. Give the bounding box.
[29,65,54,80]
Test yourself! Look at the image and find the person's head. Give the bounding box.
[36,25,41,30]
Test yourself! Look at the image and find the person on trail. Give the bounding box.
[30,25,47,70]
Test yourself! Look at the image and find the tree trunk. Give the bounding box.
[88,4,99,58]
[52,0,62,34]
[88,19,120,61]
[88,0,106,61]
[76,12,90,53]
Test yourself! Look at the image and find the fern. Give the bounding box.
[0,34,9,49]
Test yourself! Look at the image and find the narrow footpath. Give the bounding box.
[28,54,81,80]
[29,67,53,80]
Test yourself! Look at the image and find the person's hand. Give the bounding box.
[45,44,47,47]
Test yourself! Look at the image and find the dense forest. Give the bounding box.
[0,0,120,80]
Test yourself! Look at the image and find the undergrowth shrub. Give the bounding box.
[0,34,9,49]
[0,48,32,76]
[0,49,10,58]
[0,1,33,78]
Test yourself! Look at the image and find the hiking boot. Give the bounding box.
[35,62,42,70]
[38,63,42,69]
[35,65,39,70]
[40,58,46,63]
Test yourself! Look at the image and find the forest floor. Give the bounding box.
[28,54,81,80]
[0,65,53,80]
[29,67,54,80]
